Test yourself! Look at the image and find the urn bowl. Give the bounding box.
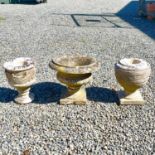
[4,57,35,87]
[115,58,151,93]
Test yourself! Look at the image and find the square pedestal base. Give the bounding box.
[117,90,145,105]
[60,88,87,105]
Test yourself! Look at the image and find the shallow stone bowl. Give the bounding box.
[49,55,99,74]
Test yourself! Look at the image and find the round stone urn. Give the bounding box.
[115,58,151,105]
[49,55,100,105]
[4,57,36,104]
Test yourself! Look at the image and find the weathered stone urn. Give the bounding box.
[4,57,36,104]
[49,55,100,105]
[115,58,151,105]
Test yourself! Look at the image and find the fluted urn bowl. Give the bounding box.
[115,58,151,105]
[49,55,100,105]
[4,57,36,104]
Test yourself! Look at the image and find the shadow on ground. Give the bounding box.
[0,85,119,104]
[70,1,155,39]
[0,87,17,103]
[31,82,66,104]
[86,87,118,104]
[117,0,155,39]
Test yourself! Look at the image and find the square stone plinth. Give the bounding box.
[60,87,87,105]
[117,90,145,105]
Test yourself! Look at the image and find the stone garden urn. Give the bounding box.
[115,58,151,105]
[49,55,100,105]
[4,57,36,104]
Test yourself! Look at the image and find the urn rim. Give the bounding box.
[49,55,100,74]
[115,58,151,70]
[3,57,35,72]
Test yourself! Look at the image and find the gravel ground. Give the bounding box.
[0,0,155,154]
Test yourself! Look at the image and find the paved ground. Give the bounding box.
[0,0,155,154]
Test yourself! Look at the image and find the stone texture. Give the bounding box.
[49,56,99,105]
[4,58,36,104]
[117,90,145,105]
[115,58,151,105]
[0,0,155,154]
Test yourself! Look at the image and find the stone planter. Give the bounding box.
[49,55,100,105]
[115,58,151,105]
[4,57,36,104]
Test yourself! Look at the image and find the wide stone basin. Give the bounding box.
[49,55,99,74]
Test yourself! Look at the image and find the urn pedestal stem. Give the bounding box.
[60,86,87,105]
[15,87,34,104]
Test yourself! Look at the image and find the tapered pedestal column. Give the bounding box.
[57,72,92,105]
[15,87,34,104]
[60,86,87,105]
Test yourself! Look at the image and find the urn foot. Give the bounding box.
[60,87,87,105]
[15,87,34,104]
[117,90,145,105]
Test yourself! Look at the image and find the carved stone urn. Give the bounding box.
[115,58,151,105]
[49,55,100,105]
[4,57,36,104]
